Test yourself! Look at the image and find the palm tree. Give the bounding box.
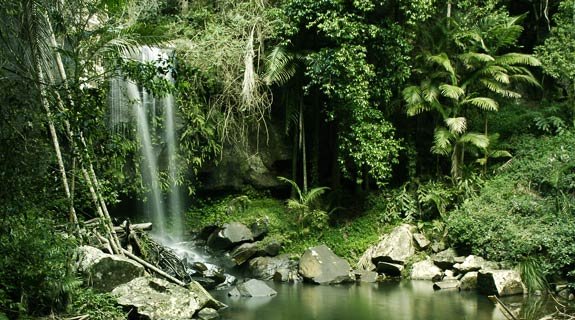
[277,176,329,228]
[403,13,540,180]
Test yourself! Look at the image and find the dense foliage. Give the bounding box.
[1,0,575,317]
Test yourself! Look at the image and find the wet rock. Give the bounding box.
[431,248,459,270]
[433,280,460,290]
[370,224,417,265]
[459,272,478,291]
[477,270,525,296]
[197,225,219,241]
[376,262,404,277]
[353,270,379,283]
[299,244,352,285]
[249,254,295,280]
[207,222,254,250]
[77,245,145,292]
[454,255,499,273]
[228,279,277,297]
[192,262,209,272]
[259,240,281,257]
[112,276,224,320]
[413,233,431,250]
[410,259,443,281]
[198,308,220,320]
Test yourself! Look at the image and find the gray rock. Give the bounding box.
[443,269,461,280]
[249,255,296,280]
[229,279,277,297]
[413,233,431,250]
[376,262,404,277]
[77,245,145,292]
[260,240,281,257]
[370,224,417,265]
[431,248,459,270]
[198,308,220,320]
[433,280,460,290]
[454,255,499,273]
[459,272,478,291]
[431,241,447,253]
[353,270,379,283]
[477,270,525,296]
[250,220,269,239]
[410,259,443,281]
[230,242,260,265]
[207,222,254,250]
[112,277,224,320]
[299,244,352,285]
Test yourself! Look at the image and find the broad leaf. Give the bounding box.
[431,127,453,156]
[459,133,489,149]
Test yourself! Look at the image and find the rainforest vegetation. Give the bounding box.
[1,0,575,318]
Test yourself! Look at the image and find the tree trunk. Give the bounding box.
[299,101,308,193]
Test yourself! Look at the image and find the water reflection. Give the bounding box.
[213,280,507,320]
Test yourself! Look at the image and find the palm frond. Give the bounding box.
[458,52,494,66]
[427,53,455,78]
[497,53,541,66]
[264,46,296,85]
[509,74,541,87]
[490,150,512,158]
[445,117,467,134]
[462,97,499,111]
[302,187,330,206]
[459,132,489,149]
[479,79,521,98]
[439,84,464,100]
[277,176,303,202]
[431,127,453,156]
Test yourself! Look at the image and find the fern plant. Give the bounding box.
[278,176,330,231]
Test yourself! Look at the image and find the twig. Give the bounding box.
[488,295,518,320]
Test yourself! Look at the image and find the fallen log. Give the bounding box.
[114,222,153,233]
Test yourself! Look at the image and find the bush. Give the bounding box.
[0,211,78,317]
[447,132,575,277]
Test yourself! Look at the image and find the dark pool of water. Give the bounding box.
[212,280,509,320]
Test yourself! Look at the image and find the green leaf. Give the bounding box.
[445,117,467,134]
[459,133,489,149]
[462,97,499,111]
[439,84,465,100]
[431,127,453,156]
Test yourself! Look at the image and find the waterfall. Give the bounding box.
[109,46,182,242]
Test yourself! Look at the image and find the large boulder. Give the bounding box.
[76,245,145,292]
[230,242,260,266]
[454,255,499,273]
[228,279,277,297]
[413,233,431,250]
[410,259,443,281]
[207,222,254,250]
[431,248,460,270]
[371,224,417,265]
[299,245,352,285]
[249,254,296,280]
[353,270,380,283]
[112,276,225,320]
[477,270,525,296]
[459,272,478,291]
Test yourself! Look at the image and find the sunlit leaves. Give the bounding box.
[445,117,467,134]
[439,84,465,100]
[462,97,498,111]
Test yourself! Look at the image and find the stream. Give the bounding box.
[212,280,509,320]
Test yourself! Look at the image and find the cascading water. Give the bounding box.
[109,46,183,242]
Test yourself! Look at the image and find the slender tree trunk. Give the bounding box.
[37,68,80,232]
[300,101,308,193]
[46,14,121,252]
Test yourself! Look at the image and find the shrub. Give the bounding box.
[447,132,575,277]
[0,211,79,317]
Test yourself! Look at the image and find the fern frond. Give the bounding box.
[462,97,499,111]
[479,79,521,98]
[427,53,455,78]
[277,176,303,202]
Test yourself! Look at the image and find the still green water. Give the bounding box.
[213,280,508,320]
